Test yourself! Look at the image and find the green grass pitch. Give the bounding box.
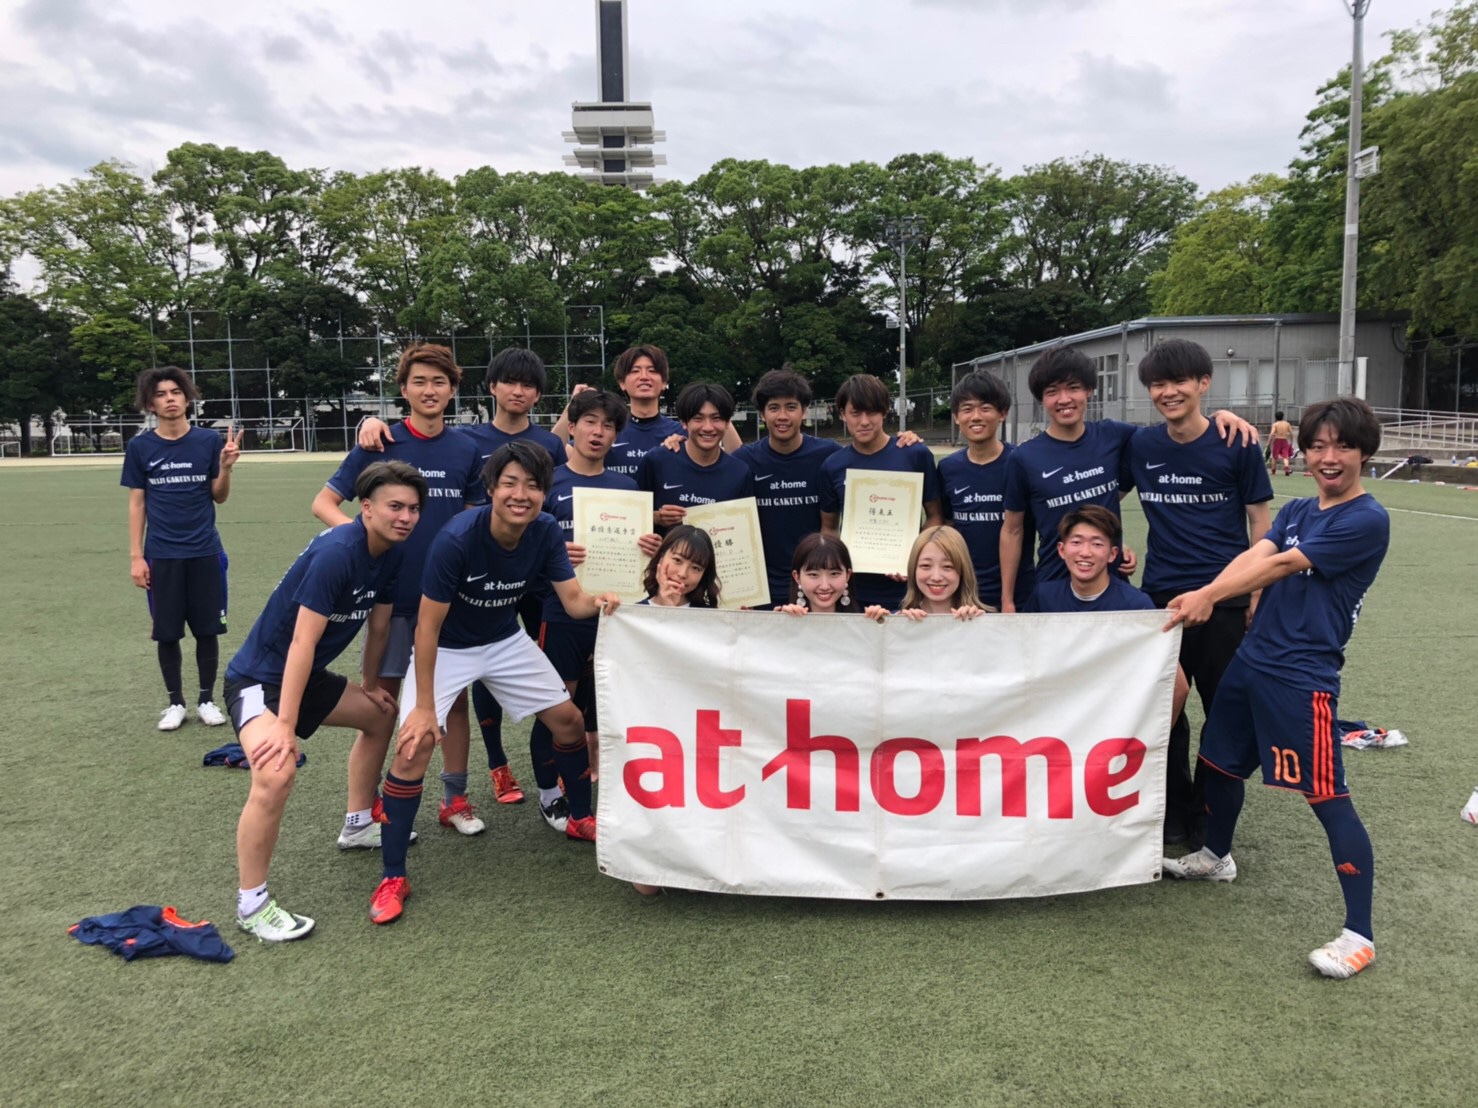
[1,458,1474,1106]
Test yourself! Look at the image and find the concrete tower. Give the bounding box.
[562,0,666,190]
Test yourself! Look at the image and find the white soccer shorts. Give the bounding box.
[399,632,570,727]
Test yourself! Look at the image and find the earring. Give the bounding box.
[840,586,852,608]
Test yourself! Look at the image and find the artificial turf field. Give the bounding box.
[1,456,1474,1108]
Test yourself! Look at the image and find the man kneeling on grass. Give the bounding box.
[228,461,425,941]
[373,442,622,926]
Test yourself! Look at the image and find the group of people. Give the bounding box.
[121,334,1390,978]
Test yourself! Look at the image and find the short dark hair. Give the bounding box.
[949,371,1011,414]
[675,382,735,424]
[788,533,854,606]
[485,347,547,393]
[355,459,428,507]
[1296,396,1382,459]
[614,344,670,384]
[753,367,813,410]
[835,374,891,415]
[135,366,200,413]
[1275,410,1286,420]
[1057,504,1122,547]
[1027,347,1096,401]
[643,525,721,609]
[396,342,461,389]
[481,440,554,494]
[567,389,629,433]
[1137,339,1212,387]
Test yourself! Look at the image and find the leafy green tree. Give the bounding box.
[1150,175,1285,315]
[0,292,87,454]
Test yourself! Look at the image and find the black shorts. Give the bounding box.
[148,552,228,641]
[224,670,349,741]
[539,620,598,731]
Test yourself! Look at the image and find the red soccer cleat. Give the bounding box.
[489,765,525,805]
[565,814,597,843]
[369,876,411,925]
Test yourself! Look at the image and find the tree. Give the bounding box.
[0,293,85,455]
[1150,175,1285,315]
[1005,155,1197,319]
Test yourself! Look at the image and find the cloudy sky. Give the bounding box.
[0,0,1439,198]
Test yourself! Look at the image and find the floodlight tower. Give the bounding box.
[1337,0,1380,389]
[563,0,667,190]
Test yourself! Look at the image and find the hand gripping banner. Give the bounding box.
[594,606,1180,900]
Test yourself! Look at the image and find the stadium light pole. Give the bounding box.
[1337,0,1375,391]
[884,215,925,431]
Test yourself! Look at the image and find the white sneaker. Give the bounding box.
[237,898,315,942]
[1161,847,1237,882]
[196,701,227,727]
[1460,786,1478,825]
[437,795,486,836]
[336,822,417,850]
[1309,929,1375,979]
[541,795,570,833]
[157,704,188,731]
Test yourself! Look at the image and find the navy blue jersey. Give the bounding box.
[1238,495,1389,694]
[226,519,402,685]
[422,508,574,648]
[1124,423,1273,595]
[637,447,756,532]
[463,421,569,467]
[1024,575,1155,614]
[819,438,941,609]
[119,427,223,559]
[938,444,1035,610]
[1003,420,1136,583]
[542,464,639,624]
[607,413,686,480]
[324,421,484,617]
[735,435,843,606]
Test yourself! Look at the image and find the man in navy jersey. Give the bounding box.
[734,368,841,608]
[377,443,622,925]
[1024,506,1156,613]
[227,461,425,942]
[122,366,240,732]
[938,370,1034,611]
[1123,340,1273,846]
[638,382,755,533]
[359,346,568,813]
[819,373,942,609]
[553,345,686,480]
[1163,398,1390,980]
[313,344,486,847]
[999,347,1253,612]
[538,390,660,825]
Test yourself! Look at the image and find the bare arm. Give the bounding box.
[998,510,1025,613]
[128,489,150,588]
[722,423,742,453]
[1244,501,1273,620]
[211,426,240,504]
[361,602,392,694]
[397,598,450,759]
[552,576,621,621]
[922,498,944,529]
[312,486,354,529]
[551,384,593,442]
[820,511,841,537]
[1164,539,1310,629]
[245,605,328,771]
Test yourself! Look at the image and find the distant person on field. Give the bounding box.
[1162,397,1389,980]
[120,366,240,732]
[1269,411,1294,476]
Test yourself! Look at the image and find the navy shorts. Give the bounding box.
[1198,654,1347,798]
[224,670,349,741]
[147,552,228,641]
[539,619,598,732]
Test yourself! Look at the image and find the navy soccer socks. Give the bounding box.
[379,774,423,879]
[1200,767,1245,859]
[1311,795,1375,941]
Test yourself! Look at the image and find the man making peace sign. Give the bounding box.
[121,367,242,731]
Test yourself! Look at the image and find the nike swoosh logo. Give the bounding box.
[147,459,164,468]
[754,474,774,482]
[612,442,628,448]
[1042,468,1063,478]
[953,486,969,496]
[556,494,574,502]
[467,573,488,582]
[1147,462,1167,470]
[663,483,682,490]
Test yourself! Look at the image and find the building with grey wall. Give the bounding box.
[562,1,667,190]
[958,313,1410,444]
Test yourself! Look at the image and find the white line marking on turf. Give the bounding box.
[1269,492,1478,523]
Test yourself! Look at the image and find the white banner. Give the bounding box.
[594,607,1179,900]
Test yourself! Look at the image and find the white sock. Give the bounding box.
[539,786,562,807]
[344,807,373,830]
[237,883,269,919]
[1339,927,1373,950]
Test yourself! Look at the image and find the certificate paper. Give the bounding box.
[839,469,924,575]
[572,487,652,601]
[683,497,769,610]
